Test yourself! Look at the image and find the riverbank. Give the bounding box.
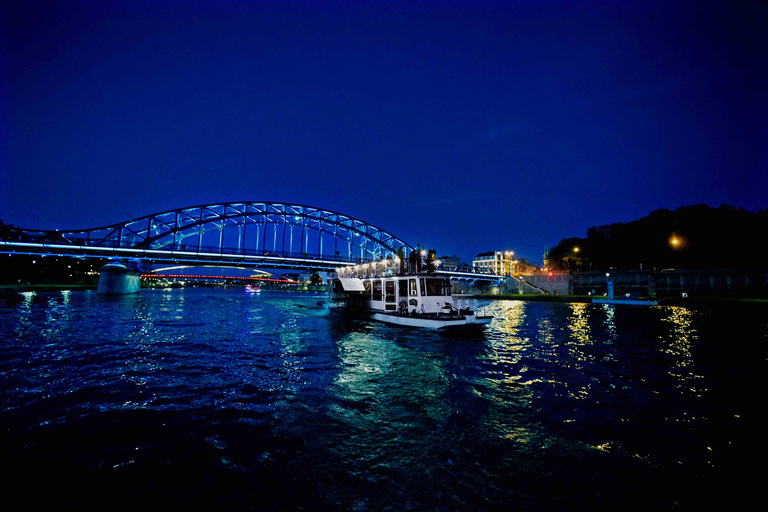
[0,283,329,293]
[0,284,97,292]
[470,293,768,307]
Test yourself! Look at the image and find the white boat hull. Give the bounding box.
[370,311,492,329]
[329,273,493,329]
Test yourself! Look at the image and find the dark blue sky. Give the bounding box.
[2,0,766,264]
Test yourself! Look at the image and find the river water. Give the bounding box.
[1,288,764,511]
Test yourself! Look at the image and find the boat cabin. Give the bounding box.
[332,259,457,316]
[360,275,453,315]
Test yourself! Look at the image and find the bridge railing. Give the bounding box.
[2,230,393,263]
[2,233,505,275]
[1,237,378,267]
[147,244,383,266]
[436,264,498,275]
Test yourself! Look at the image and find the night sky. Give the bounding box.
[2,0,766,265]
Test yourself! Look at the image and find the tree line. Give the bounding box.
[546,205,768,271]
[0,219,18,240]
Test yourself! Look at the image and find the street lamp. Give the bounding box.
[669,235,684,249]
[571,246,580,270]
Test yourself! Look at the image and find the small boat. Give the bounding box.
[97,259,143,295]
[245,284,261,293]
[592,298,658,306]
[593,293,658,306]
[329,261,492,329]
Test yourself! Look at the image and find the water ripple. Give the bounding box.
[1,290,765,510]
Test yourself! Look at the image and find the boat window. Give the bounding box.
[398,279,408,300]
[409,279,418,296]
[424,278,451,296]
[364,280,371,297]
[372,280,382,301]
[385,280,396,303]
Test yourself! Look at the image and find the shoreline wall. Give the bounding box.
[568,269,768,298]
[517,273,569,295]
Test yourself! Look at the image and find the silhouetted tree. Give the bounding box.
[0,220,19,241]
[548,205,767,271]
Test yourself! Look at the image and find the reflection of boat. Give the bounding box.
[245,285,261,293]
[330,263,492,329]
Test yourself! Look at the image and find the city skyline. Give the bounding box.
[2,1,766,265]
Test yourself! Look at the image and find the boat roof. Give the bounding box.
[335,277,366,291]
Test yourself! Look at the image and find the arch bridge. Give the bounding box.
[1,202,416,272]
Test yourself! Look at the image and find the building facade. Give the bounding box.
[472,251,537,275]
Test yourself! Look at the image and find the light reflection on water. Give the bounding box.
[662,306,696,364]
[567,302,592,346]
[1,289,764,511]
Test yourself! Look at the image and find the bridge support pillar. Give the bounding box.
[97,262,141,295]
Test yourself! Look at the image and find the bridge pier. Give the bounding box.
[97,261,142,295]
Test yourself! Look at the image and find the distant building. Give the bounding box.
[437,254,463,268]
[473,251,537,275]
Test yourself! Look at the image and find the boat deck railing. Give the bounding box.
[335,260,498,279]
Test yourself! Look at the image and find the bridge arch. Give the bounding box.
[5,202,415,266]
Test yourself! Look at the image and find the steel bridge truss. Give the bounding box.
[2,202,415,269]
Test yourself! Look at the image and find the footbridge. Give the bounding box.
[0,201,501,280]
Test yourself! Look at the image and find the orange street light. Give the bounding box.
[669,235,685,249]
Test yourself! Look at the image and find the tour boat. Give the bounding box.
[329,260,492,329]
[245,284,261,293]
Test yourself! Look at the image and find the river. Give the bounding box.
[1,288,764,511]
